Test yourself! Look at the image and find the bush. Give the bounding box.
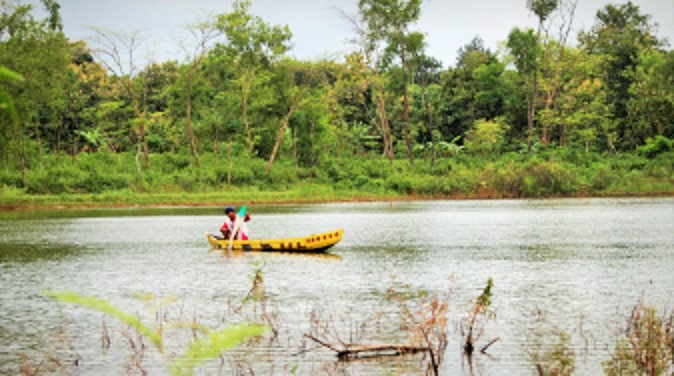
[76,171,129,193]
[465,118,509,155]
[637,136,673,159]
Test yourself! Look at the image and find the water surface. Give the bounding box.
[1,198,672,374]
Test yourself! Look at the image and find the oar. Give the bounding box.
[228,205,247,251]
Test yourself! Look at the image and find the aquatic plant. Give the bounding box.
[530,331,576,376]
[42,290,266,375]
[603,300,673,376]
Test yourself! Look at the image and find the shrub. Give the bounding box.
[465,118,509,155]
[637,136,673,159]
[76,171,129,193]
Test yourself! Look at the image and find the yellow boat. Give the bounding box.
[206,229,343,253]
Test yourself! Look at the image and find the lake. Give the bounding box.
[1,198,673,374]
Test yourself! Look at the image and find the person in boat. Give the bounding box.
[220,206,251,240]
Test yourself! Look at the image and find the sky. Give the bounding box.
[45,0,674,68]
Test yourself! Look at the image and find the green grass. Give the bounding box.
[1,149,672,209]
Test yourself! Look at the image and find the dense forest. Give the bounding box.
[1,0,673,206]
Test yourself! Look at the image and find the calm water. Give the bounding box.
[1,198,673,374]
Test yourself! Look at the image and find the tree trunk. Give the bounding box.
[542,46,568,148]
[424,89,437,167]
[337,123,343,159]
[141,125,150,168]
[141,78,150,167]
[292,124,298,172]
[309,121,315,168]
[374,82,394,169]
[266,98,299,174]
[123,79,150,168]
[56,114,62,163]
[72,116,79,165]
[527,22,542,152]
[10,120,25,183]
[242,74,255,157]
[400,51,414,167]
[185,69,201,168]
[34,124,42,168]
[402,83,414,166]
[214,125,219,159]
[227,139,232,185]
[527,95,534,152]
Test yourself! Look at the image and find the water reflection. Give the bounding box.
[0,243,85,263]
[213,249,343,262]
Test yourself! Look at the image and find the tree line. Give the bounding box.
[0,0,672,194]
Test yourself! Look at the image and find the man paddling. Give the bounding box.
[220,206,251,240]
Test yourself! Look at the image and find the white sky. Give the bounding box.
[51,0,674,68]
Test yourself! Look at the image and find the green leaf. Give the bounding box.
[0,67,24,83]
[174,324,266,372]
[42,290,163,351]
[0,92,20,123]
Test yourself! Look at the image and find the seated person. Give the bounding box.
[220,206,251,240]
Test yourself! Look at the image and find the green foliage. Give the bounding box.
[0,0,673,204]
[43,290,266,375]
[0,66,24,119]
[172,324,266,373]
[42,290,163,350]
[465,118,509,155]
[532,332,575,375]
[603,301,673,376]
[507,28,540,75]
[527,0,558,22]
[637,136,673,159]
[580,1,662,149]
[476,277,494,310]
[462,277,496,356]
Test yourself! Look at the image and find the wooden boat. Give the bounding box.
[206,229,343,253]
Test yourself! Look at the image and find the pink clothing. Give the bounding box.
[220,216,249,240]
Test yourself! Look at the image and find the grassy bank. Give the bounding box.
[1,149,673,210]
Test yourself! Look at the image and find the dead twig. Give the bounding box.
[304,333,430,360]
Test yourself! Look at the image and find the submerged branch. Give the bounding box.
[304,334,429,360]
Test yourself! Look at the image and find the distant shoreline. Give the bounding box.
[2,190,672,212]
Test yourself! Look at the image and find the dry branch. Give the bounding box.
[304,333,429,360]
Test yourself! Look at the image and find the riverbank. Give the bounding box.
[2,184,673,211]
[1,150,672,211]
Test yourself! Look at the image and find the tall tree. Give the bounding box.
[627,50,674,143]
[537,0,576,147]
[412,54,442,166]
[342,8,394,166]
[89,28,152,168]
[214,0,291,157]
[580,1,661,149]
[358,0,425,166]
[438,38,496,146]
[0,1,70,171]
[265,59,321,174]
[179,21,219,168]
[507,27,540,151]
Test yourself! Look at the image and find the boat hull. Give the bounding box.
[206,229,343,253]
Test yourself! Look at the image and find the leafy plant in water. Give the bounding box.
[603,299,673,376]
[43,290,266,375]
[531,331,575,376]
[462,277,497,355]
[526,309,577,376]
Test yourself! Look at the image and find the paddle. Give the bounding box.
[228,205,247,251]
